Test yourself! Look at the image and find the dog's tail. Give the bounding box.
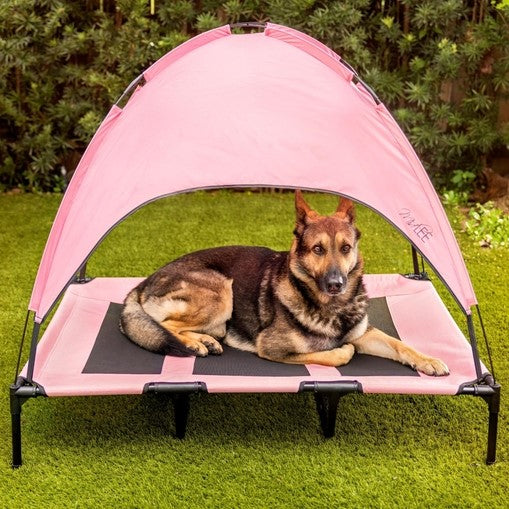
[119,287,194,357]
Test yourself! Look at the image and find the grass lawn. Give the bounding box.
[0,190,507,508]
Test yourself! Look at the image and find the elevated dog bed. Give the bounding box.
[11,22,499,467]
[23,276,480,396]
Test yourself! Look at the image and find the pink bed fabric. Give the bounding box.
[28,23,476,322]
[22,275,482,397]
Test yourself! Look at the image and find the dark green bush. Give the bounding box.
[1,0,508,191]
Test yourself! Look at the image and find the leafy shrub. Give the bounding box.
[442,189,468,207]
[1,0,508,191]
[464,201,509,248]
[441,169,477,206]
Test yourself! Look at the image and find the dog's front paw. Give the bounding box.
[187,341,209,357]
[331,343,355,366]
[200,336,223,355]
[415,356,449,376]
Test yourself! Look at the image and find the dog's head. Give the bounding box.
[290,190,362,299]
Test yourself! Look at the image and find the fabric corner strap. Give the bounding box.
[82,302,165,375]
[338,297,419,377]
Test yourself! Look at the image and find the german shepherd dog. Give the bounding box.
[120,191,449,376]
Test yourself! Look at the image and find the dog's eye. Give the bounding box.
[341,244,351,254]
[312,245,325,255]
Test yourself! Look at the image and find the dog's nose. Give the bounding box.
[325,272,346,294]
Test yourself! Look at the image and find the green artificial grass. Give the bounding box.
[0,190,507,508]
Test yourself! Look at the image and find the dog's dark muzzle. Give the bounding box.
[320,269,347,296]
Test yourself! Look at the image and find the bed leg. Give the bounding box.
[9,379,46,468]
[482,384,500,465]
[10,390,23,468]
[144,382,206,440]
[172,393,191,439]
[314,392,342,438]
[301,381,361,438]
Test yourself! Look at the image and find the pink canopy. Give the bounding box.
[29,23,476,321]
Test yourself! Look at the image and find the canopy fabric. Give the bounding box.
[29,23,476,321]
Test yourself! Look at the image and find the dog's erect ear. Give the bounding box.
[294,190,319,233]
[335,196,356,223]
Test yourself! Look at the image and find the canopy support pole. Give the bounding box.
[406,246,428,281]
[77,263,88,282]
[75,263,92,284]
[411,245,420,275]
[25,322,40,384]
[466,314,483,381]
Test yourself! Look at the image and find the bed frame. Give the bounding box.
[11,255,500,467]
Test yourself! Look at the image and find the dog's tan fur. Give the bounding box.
[120,191,449,376]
